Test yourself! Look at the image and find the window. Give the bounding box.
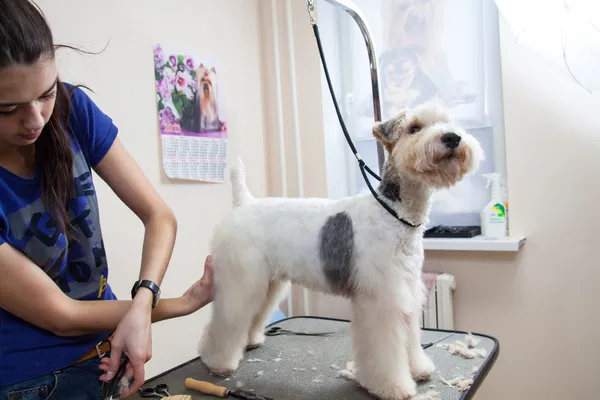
[318,0,508,228]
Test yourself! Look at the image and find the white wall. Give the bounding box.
[37,0,269,378]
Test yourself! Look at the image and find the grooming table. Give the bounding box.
[132,317,499,400]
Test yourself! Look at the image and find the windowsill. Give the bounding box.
[423,235,526,252]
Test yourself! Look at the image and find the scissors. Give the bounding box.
[265,326,334,337]
[100,354,129,400]
[138,383,171,398]
[421,332,454,349]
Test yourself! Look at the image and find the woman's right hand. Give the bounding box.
[181,255,215,314]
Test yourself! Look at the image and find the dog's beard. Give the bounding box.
[200,82,213,101]
[394,134,477,188]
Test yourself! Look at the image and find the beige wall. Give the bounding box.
[38,0,269,378]
[38,1,600,397]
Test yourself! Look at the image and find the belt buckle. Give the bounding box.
[95,339,110,359]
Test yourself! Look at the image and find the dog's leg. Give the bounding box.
[407,311,436,381]
[351,288,417,400]
[199,264,269,376]
[407,278,436,381]
[247,280,290,350]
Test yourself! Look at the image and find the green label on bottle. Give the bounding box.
[491,203,505,218]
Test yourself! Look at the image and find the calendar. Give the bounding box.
[153,44,228,182]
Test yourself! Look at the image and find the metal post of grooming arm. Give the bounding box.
[307,0,386,172]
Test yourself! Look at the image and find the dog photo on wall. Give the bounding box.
[152,44,228,182]
[196,64,225,133]
[153,44,227,137]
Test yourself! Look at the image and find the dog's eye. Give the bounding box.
[409,125,421,134]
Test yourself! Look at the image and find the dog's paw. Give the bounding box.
[246,331,266,350]
[202,359,238,377]
[245,342,263,351]
[366,378,417,400]
[410,352,436,382]
[208,368,236,378]
[200,353,240,377]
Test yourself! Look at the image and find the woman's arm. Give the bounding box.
[0,243,213,337]
[91,137,180,395]
[94,137,177,294]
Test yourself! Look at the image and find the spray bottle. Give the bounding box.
[480,173,507,238]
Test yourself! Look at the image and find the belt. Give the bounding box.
[74,335,113,365]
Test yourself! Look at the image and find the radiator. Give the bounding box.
[420,273,456,330]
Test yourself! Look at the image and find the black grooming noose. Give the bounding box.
[307,4,421,229]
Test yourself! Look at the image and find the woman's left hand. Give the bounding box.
[181,255,215,313]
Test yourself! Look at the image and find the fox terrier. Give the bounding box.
[198,103,483,399]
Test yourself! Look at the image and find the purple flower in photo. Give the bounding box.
[153,45,165,69]
[159,106,177,124]
[153,45,163,61]
[163,106,176,123]
[175,70,192,92]
[156,78,171,101]
[169,55,177,67]
[184,56,195,70]
[162,67,175,86]
[159,106,181,132]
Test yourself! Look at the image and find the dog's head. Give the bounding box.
[386,0,437,49]
[196,64,217,100]
[373,103,484,189]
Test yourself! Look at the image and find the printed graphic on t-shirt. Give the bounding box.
[5,149,109,300]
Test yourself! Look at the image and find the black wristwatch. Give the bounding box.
[131,280,161,308]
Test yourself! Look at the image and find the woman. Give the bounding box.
[0,0,214,398]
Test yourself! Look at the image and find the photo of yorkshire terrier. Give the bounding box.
[196,64,224,132]
[352,0,476,121]
[380,0,476,112]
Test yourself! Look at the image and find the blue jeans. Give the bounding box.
[0,357,103,400]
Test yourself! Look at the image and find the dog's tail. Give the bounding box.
[230,156,254,207]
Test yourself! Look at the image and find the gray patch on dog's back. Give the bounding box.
[319,212,356,296]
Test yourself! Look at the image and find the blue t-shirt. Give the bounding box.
[0,84,118,386]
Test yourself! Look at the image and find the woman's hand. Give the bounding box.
[101,290,153,397]
[98,255,214,397]
[181,255,215,314]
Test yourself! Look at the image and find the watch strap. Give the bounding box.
[131,279,160,308]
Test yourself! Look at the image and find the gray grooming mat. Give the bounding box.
[132,317,499,400]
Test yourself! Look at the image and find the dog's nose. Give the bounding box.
[441,132,461,149]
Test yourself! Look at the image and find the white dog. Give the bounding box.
[199,103,483,399]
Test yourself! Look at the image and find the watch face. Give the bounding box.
[132,280,160,307]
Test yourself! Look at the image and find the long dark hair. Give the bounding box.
[0,0,79,235]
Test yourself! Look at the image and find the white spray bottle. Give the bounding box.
[480,173,507,238]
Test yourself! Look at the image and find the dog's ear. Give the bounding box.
[372,120,395,152]
[372,109,407,151]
